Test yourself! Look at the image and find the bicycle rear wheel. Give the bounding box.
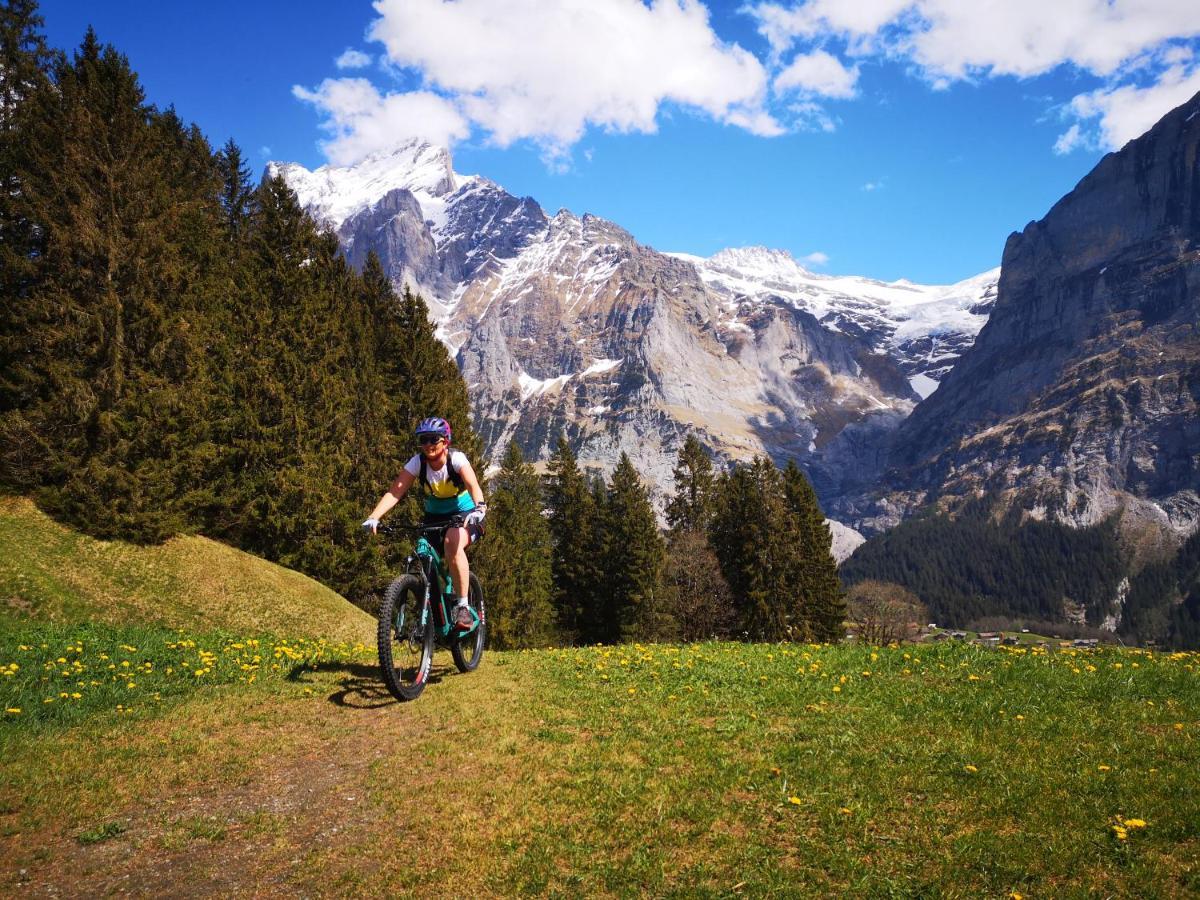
[451,572,486,673]
[378,574,434,701]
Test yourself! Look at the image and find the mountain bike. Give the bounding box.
[376,516,486,701]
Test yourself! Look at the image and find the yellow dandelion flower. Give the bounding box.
[1097,765,1111,771]
[1124,818,1147,829]
[964,765,978,773]
[1174,723,1184,731]
[839,807,852,815]
[5,707,21,714]
[788,796,802,805]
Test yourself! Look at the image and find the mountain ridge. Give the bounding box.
[840,89,1200,546]
[270,139,997,506]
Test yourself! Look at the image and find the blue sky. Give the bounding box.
[39,1,1200,284]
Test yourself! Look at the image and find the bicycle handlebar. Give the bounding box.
[376,516,467,537]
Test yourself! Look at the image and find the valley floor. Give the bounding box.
[3,639,1198,897]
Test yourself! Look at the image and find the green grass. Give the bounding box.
[507,641,1200,896]
[3,635,1195,897]
[0,620,372,732]
[2,499,1197,895]
[0,496,373,643]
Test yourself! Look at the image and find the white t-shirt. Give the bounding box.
[404,450,469,500]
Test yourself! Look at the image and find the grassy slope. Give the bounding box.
[3,635,1198,896]
[0,496,372,644]
[2,498,1198,895]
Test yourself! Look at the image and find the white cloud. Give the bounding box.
[1052,123,1085,155]
[789,99,839,132]
[297,1,1200,166]
[335,48,372,70]
[802,251,830,266]
[746,1,1200,153]
[775,50,859,98]
[748,1,1200,79]
[1063,58,1200,150]
[292,78,469,166]
[861,179,884,191]
[308,0,780,164]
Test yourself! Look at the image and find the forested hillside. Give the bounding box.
[0,4,846,648]
[842,505,1200,648]
[0,7,476,600]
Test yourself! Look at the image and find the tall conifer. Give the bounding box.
[599,453,669,643]
[545,436,600,643]
[783,461,846,642]
[665,433,716,534]
[709,457,809,640]
[471,442,556,648]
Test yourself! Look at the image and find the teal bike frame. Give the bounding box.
[408,520,481,639]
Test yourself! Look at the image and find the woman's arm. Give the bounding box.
[367,468,416,523]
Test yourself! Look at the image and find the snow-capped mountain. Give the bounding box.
[270,138,998,504]
[268,143,465,233]
[672,247,998,399]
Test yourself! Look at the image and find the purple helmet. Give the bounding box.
[415,416,452,442]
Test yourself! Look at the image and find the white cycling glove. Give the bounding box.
[362,517,380,533]
[465,504,487,527]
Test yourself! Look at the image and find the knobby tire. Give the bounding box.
[451,572,486,673]
[378,573,434,701]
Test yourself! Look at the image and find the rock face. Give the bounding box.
[841,90,1200,540]
[339,188,441,296]
[272,139,996,504]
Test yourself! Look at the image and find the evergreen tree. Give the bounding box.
[665,433,716,534]
[597,453,669,643]
[215,138,255,240]
[1,28,223,539]
[471,442,556,648]
[545,436,600,643]
[709,457,809,641]
[0,16,488,603]
[783,461,846,642]
[392,284,480,462]
[0,0,56,485]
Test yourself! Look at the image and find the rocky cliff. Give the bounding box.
[840,90,1200,543]
[273,141,996,505]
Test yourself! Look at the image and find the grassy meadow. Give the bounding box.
[2,498,1198,896]
[4,629,1198,896]
[0,496,374,644]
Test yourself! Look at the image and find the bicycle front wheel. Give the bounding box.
[378,574,434,701]
[451,572,486,673]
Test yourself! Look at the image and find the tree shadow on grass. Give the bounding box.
[286,660,452,708]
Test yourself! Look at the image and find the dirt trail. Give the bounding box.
[4,655,540,897]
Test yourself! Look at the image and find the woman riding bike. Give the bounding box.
[363,417,486,629]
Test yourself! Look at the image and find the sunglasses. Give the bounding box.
[417,435,445,446]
